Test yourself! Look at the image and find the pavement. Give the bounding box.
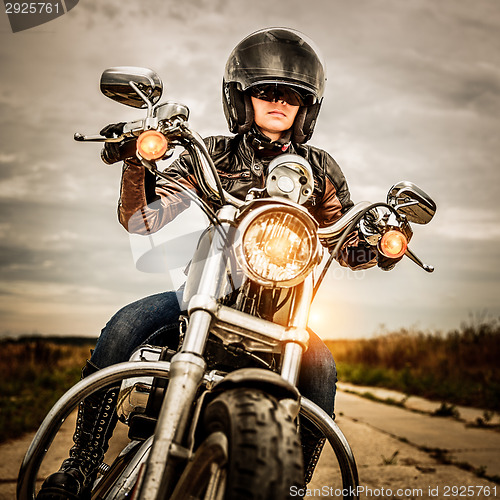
[338,382,500,427]
[3,384,499,499]
[311,405,499,499]
[336,383,500,479]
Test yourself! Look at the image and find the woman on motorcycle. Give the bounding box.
[37,27,380,499]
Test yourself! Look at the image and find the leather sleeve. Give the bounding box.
[309,150,377,270]
[117,156,200,234]
[117,136,231,234]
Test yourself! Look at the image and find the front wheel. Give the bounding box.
[173,388,304,500]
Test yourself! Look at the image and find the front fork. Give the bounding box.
[137,349,207,499]
[137,207,235,500]
[281,276,313,386]
[137,205,313,500]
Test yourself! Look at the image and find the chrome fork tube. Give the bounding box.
[280,276,313,385]
[180,310,213,354]
[139,353,206,500]
[182,207,236,353]
[280,343,304,386]
[138,207,236,500]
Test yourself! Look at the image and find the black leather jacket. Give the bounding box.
[118,133,376,270]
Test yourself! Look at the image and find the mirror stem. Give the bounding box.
[129,81,154,121]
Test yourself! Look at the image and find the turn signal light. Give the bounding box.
[379,230,407,259]
[136,130,168,161]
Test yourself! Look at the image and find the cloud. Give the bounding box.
[427,206,500,242]
[1,0,499,338]
[0,153,18,164]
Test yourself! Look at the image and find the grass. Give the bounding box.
[0,338,94,444]
[326,318,500,412]
[2,318,499,444]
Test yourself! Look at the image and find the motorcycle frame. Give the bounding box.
[16,188,433,499]
[17,201,354,500]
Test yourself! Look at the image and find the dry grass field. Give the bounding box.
[327,319,500,412]
[1,318,499,444]
[0,339,94,443]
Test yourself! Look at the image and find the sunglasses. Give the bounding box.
[247,84,314,106]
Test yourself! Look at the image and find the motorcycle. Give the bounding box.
[17,66,436,500]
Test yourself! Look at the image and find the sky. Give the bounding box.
[0,0,499,340]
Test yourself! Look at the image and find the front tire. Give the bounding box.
[201,388,303,499]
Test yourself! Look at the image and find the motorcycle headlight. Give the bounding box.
[237,204,320,288]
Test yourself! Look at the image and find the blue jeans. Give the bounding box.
[90,291,337,416]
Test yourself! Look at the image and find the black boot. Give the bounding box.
[37,361,120,500]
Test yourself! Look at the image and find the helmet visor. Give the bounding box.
[247,83,315,106]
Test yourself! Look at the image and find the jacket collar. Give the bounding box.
[246,126,292,155]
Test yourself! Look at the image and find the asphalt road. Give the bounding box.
[3,388,499,499]
[309,390,499,499]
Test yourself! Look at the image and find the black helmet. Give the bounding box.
[223,27,327,144]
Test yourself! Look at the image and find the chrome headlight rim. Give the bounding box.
[235,202,320,288]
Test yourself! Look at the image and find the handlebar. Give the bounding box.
[75,119,434,274]
[176,131,381,244]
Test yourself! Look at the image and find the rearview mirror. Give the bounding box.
[100,66,163,109]
[387,181,436,224]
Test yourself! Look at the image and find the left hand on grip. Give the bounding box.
[100,122,137,165]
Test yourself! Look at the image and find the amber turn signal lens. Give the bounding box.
[379,230,407,259]
[136,130,168,161]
